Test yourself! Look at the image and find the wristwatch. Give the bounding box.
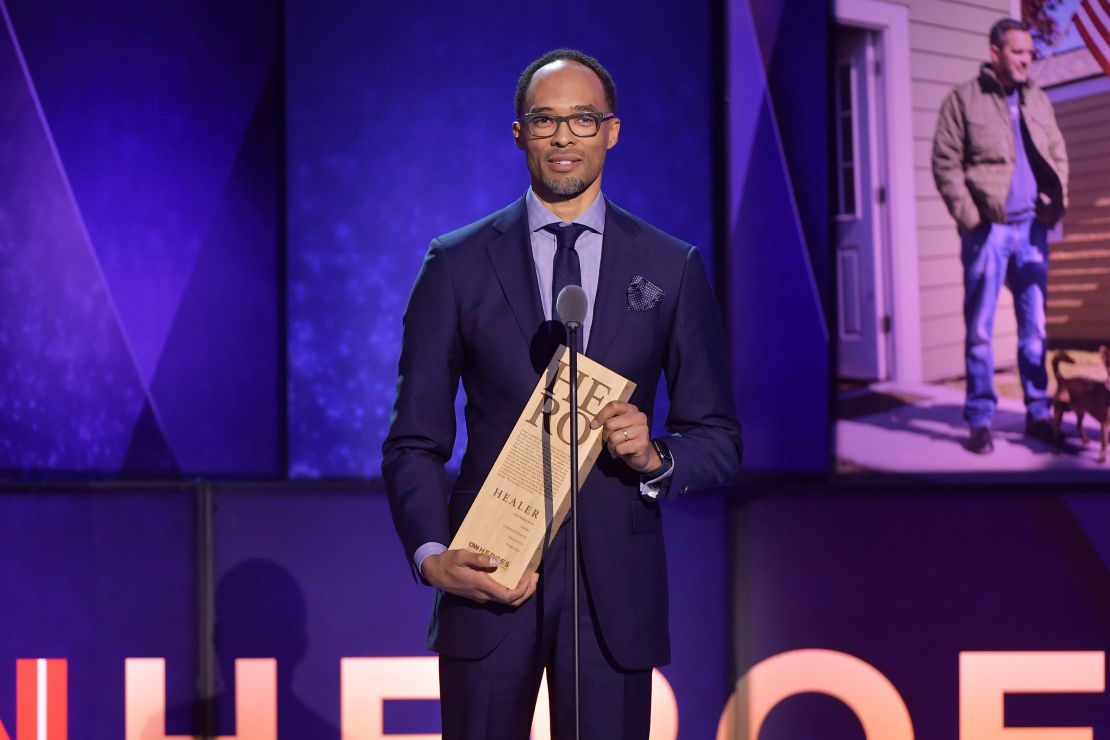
[648,438,673,479]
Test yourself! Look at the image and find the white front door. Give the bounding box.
[835,26,889,381]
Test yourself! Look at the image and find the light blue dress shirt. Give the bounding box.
[525,189,604,349]
[414,191,672,576]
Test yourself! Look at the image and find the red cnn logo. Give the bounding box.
[0,659,67,740]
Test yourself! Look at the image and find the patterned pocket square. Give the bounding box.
[626,275,665,311]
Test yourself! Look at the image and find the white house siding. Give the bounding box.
[901,0,1018,381]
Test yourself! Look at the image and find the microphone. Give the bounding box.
[556,285,588,329]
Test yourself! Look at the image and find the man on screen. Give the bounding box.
[382,49,741,738]
[932,18,1068,455]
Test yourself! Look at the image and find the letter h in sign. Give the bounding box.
[125,658,275,740]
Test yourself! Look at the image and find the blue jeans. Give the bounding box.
[961,219,1050,428]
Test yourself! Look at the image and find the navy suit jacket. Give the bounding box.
[382,195,741,671]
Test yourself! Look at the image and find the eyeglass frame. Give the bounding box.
[517,111,617,139]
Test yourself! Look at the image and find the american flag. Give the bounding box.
[1075,0,1110,77]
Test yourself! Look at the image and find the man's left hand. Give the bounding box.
[591,400,660,475]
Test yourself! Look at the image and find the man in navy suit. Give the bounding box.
[382,49,740,739]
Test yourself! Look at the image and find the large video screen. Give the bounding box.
[832,1,1110,479]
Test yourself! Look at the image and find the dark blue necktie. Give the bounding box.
[544,222,589,351]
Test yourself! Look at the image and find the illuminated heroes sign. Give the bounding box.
[2,651,1105,739]
[716,650,1106,740]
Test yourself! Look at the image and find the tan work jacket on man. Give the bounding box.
[932,63,1068,233]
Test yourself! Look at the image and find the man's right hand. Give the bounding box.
[421,549,539,607]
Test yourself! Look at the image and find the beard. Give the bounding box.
[542,175,588,197]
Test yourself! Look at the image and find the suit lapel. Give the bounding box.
[486,197,545,349]
[586,200,641,363]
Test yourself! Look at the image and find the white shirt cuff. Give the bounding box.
[639,459,675,500]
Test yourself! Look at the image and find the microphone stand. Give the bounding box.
[566,327,582,740]
[556,284,588,740]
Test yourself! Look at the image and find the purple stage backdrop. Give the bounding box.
[0,488,730,737]
[9,0,1109,738]
[1,0,829,478]
[0,0,283,477]
[284,1,721,478]
[5,487,1110,737]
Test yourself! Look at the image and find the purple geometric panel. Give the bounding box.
[726,0,829,473]
[121,399,178,475]
[149,64,282,475]
[0,8,172,474]
[729,99,829,472]
[5,0,278,387]
[1064,493,1110,583]
[1,1,282,476]
[747,0,831,309]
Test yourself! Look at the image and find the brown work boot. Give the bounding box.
[967,426,994,454]
[1024,419,1054,446]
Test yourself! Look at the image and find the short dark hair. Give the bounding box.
[514,49,617,116]
[989,18,1029,48]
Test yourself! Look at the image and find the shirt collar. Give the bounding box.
[525,189,606,235]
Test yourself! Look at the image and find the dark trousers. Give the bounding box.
[438,520,652,739]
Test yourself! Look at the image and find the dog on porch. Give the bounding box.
[1051,346,1110,463]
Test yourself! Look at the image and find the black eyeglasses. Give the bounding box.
[518,112,616,138]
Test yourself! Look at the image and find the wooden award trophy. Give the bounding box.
[448,345,635,589]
